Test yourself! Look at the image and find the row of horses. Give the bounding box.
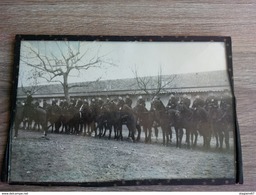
[13,99,233,150]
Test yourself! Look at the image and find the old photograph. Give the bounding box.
[8,36,240,185]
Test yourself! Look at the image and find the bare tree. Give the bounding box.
[132,65,177,100]
[19,67,44,97]
[20,41,111,102]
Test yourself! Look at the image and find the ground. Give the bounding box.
[9,128,235,185]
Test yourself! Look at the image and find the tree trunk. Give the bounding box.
[63,73,70,102]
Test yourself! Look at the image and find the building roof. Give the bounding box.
[17,70,231,98]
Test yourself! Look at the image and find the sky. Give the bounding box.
[18,40,227,87]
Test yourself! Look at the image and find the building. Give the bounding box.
[17,70,232,109]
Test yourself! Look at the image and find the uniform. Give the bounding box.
[137,96,146,107]
[192,95,205,109]
[125,95,133,108]
[151,96,165,111]
[166,94,178,109]
[205,94,219,110]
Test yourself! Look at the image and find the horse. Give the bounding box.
[68,104,81,135]
[22,103,34,130]
[216,102,233,150]
[116,104,137,142]
[174,103,197,148]
[100,102,119,140]
[133,104,154,143]
[96,104,111,138]
[13,103,25,137]
[193,106,212,149]
[151,100,173,146]
[13,103,48,137]
[47,104,62,133]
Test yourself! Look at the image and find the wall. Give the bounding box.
[0,0,256,191]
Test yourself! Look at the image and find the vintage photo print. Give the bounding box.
[6,35,243,186]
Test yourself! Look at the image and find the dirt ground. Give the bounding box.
[9,128,235,184]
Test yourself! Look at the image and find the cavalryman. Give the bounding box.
[166,94,178,109]
[43,99,49,110]
[117,96,125,110]
[90,98,97,112]
[98,97,104,108]
[125,95,133,108]
[205,93,219,110]
[192,95,205,109]
[136,95,146,107]
[220,92,232,111]
[75,98,83,110]
[25,90,33,106]
[151,96,165,111]
[181,94,191,109]
[50,99,61,113]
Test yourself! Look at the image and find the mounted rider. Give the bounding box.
[166,94,178,110]
[151,96,165,111]
[25,90,33,106]
[180,94,191,109]
[220,92,233,111]
[136,95,146,107]
[205,93,219,111]
[192,95,205,110]
[125,95,133,108]
[117,96,125,110]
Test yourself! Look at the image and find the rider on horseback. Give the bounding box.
[136,95,146,107]
[125,95,133,108]
[151,96,165,111]
[181,94,191,109]
[205,93,219,111]
[166,94,178,110]
[192,95,205,110]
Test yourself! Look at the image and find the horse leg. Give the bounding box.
[213,125,219,149]
[191,132,194,148]
[206,133,211,149]
[154,126,158,141]
[224,128,230,150]
[169,126,172,142]
[193,131,198,148]
[186,129,191,149]
[179,128,184,148]
[166,130,170,146]
[129,123,136,143]
[145,125,151,143]
[102,122,107,137]
[120,125,123,141]
[144,126,148,143]
[136,124,141,142]
[51,122,54,133]
[169,126,172,143]
[175,128,179,148]
[56,121,61,134]
[93,122,97,137]
[108,124,112,140]
[14,119,21,138]
[87,122,91,136]
[162,127,166,146]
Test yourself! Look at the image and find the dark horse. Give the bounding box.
[47,104,62,133]
[151,101,173,146]
[208,102,232,150]
[193,106,211,149]
[133,104,154,143]
[116,104,137,142]
[174,103,198,148]
[99,102,119,140]
[14,103,48,138]
[96,104,111,138]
